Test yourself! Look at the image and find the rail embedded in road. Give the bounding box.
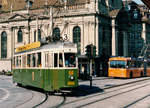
[0,88,9,102]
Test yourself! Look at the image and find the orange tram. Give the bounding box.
[108,57,150,78]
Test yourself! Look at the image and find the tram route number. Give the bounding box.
[63,34,69,41]
[67,81,75,85]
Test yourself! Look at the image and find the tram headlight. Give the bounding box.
[70,76,74,81]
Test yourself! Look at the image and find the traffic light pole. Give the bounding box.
[85,44,96,88]
[89,58,92,88]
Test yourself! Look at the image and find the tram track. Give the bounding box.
[1,76,150,108]
[124,94,150,108]
[14,89,47,108]
[14,91,34,108]
[32,93,48,108]
[77,82,150,108]
[14,90,66,108]
[59,78,150,108]
[50,94,66,108]
[0,76,66,108]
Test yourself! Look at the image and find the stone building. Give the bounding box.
[110,0,150,58]
[0,0,149,77]
[0,0,122,76]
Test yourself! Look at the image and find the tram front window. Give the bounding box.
[59,53,63,67]
[27,54,31,67]
[65,53,76,67]
[110,60,126,68]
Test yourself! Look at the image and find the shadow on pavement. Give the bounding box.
[67,85,104,97]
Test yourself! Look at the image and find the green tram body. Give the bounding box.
[13,42,78,92]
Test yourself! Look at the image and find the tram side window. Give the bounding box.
[147,62,150,68]
[19,56,21,67]
[37,52,41,67]
[27,54,31,67]
[127,61,135,68]
[127,60,142,68]
[49,53,53,67]
[45,53,49,67]
[54,53,58,67]
[45,52,53,67]
[59,53,63,67]
[136,61,143,68]
[127,61,131,68]
[16,56,21,67]
[32,54,36,67]
[22,55,27,67]
[16,56,19,67]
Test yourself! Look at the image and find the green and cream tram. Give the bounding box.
[13,41,78,92]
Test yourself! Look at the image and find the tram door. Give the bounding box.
[53,53,59,90]
[44,52,64,90]
[44,51,54,90]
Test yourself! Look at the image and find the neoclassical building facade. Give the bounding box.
[0,0,149,76]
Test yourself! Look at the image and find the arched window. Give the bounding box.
[1,31,7,58]
[17,28,23,42]
[38,29,41,41]
[73,26,81,55]
[53,27,60,41]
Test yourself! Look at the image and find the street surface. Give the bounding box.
[0,75,150,108]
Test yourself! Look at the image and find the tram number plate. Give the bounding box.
[68,81,75,85]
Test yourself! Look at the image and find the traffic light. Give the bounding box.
[85,44,96,58]
[85,45,91,58]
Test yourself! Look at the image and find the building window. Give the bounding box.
[38,29,41,41]
[18,28,23,43]
[53,27,60,41]
[112,0,114,4]
[73,26,81,55]
[1,31,7,58]
[34,30,36,42]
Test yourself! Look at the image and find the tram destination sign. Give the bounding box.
[15,41,41,53]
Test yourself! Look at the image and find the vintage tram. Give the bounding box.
[108,56,150,78]
[13,41,78,92]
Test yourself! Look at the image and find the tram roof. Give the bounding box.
[14,41,77,55]
[109,56,144,61]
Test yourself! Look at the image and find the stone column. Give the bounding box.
[112,19,117,56]
[11,27,14,58]
[123,31,128,56]
[142,23,146,43]
[36,17,38,42]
